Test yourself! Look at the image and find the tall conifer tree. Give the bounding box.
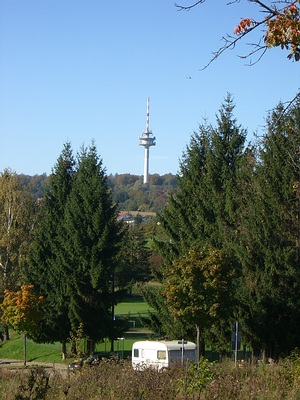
[156,95,247,348]
[235,100,300,357]
[28,143,123,356]
[61,144,122,353]
[27,143,75,356]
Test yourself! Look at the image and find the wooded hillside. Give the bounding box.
[19,172,177,213]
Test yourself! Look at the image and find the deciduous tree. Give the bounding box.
[163,246,235,358]
[1,285,44,365]
[0,169,36,340]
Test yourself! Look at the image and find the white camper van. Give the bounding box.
[132,340,197,370]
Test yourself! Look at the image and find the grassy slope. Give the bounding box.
[0,295,153,363]
[114,295,153,314]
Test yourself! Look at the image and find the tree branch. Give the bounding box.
[175,0,206,11]
[200,18,268,69]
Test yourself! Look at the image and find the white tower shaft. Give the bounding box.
[144,147,150,184]
[138,97,156,184]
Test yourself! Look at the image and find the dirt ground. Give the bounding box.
[0,358,68,372]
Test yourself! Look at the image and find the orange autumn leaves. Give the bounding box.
[234,3,300,61]
[1,285,44,334]
[265,4,300,60]
[233,17,254,35]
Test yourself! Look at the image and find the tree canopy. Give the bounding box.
[153,94,300,358]
[27,143,125,356]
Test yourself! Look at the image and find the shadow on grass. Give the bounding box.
[28,355,55,362]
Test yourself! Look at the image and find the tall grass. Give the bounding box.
[2,357,300,400]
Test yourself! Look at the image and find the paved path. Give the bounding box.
[0,358,68,371]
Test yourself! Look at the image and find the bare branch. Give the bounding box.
[239,45,268,65]
[249,0,279,15]
[200,17,268,69]
[175,0,206,11]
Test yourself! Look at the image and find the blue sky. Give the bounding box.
[1,0,299,177]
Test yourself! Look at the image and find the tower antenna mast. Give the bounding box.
[146,97,150,133]
[138,98,156,184]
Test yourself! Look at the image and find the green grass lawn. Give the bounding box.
[0,295,154,364]
[114,295,153,314]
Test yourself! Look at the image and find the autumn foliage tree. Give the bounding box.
[0,169,36,341]
[176,0,300,63]
[1,285,44,365]
[163,246,235,359]
[1,285,44,335]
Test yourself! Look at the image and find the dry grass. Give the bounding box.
[1,357,300,400]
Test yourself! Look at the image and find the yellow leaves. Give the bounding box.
[163,245,232,326]
[1,285,44,334]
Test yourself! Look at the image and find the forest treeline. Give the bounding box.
[1,93,300,362]
[18,171,177,213]
[143,94,300,360]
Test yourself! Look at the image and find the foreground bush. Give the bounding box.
[2,357,300,400]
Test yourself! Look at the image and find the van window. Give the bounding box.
[157,350,166,360]
[133,349,139,358]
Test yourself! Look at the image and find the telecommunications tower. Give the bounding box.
[138,98,156,184]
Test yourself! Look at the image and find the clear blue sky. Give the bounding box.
[1,0,299,177]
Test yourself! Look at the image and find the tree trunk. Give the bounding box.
[70,340,76,356]
[61,341,67,360]
[195,324,205,361]
[2,325,9,341]
[87,339,95,355]
[110,273,115,353]
[23,334,27,367]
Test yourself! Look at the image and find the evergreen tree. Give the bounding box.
[27,143,75,356]
[61,144,123,353]
[207,93,247,248]
[156,95,247,348]
[157,123,212,264]
[28,142,124,356]
[235,100,300,358]
[116,224,151,293]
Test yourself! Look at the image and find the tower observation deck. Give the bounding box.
[138,98,156,184]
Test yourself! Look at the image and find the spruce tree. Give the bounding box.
[116,224,151,293]
[235,100,300,357]
[61,144,123,353]
[28,142,124,356]
[156,95,247,348]
[27,143,75,356]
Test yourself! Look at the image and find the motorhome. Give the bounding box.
[132,340,197,370]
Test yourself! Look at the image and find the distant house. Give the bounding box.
[117,211,156,224]
[117,212,135,224]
